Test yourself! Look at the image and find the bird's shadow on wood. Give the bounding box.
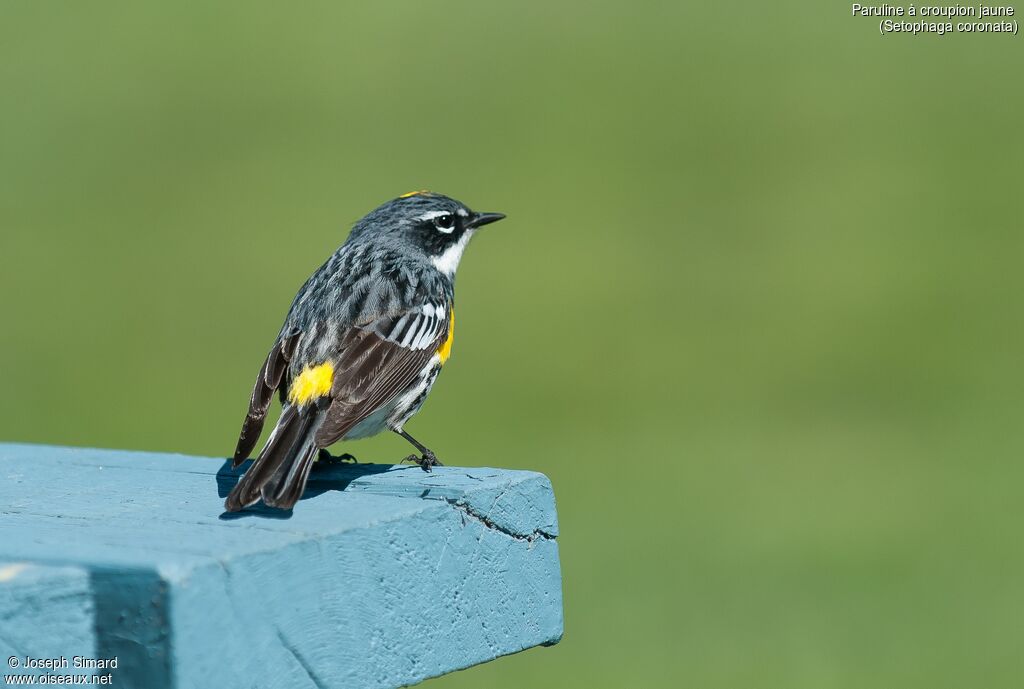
[216,458,397,521]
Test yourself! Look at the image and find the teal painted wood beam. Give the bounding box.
[0,444,563,688]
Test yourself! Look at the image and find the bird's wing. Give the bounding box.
[313,302,452,447]
[233,328,301,465]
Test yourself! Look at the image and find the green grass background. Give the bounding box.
[2,2,1022,686]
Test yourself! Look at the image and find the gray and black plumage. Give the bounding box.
[225,191,505,512]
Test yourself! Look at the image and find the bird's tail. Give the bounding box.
[224,404,324,512]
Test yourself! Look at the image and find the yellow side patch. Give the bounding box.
[287,362,334,405]
[399,189,430,198]
[437,310,455,365]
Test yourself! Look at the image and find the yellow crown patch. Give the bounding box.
[399,190,430,199]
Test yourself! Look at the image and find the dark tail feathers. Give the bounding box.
[224,404,323,512]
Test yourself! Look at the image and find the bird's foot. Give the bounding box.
[316,449,358,465]
[402,450,443,472]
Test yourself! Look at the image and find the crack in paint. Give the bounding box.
[276,628,328,689]
[439,498,556,543]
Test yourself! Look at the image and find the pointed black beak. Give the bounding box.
[467,212,506,229]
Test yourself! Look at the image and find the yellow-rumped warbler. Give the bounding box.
[225,191,505,512]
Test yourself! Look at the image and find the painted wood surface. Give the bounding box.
[0,444,563,688]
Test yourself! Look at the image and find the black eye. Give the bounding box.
[433,214,455,232]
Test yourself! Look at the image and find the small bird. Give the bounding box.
[225,191,505,512]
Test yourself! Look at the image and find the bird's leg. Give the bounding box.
[395,429,443,472]
[316,448,358,465]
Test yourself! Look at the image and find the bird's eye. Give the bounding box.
[433,214,455,233]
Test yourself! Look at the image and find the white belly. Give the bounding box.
[342,404,393,440]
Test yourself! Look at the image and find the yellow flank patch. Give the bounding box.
[437,310,455,365]
[399,189,430,198]
[287,362,335,405]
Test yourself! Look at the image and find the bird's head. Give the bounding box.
[347,191,505,276]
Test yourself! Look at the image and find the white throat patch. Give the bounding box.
[430,230,473,276]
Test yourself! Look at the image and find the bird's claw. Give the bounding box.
[403,451,443,472]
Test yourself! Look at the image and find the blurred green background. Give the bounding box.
[2,2,1022,687]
